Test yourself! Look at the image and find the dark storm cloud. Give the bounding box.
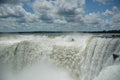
[0,0,18,4]
[40,14,53,23]
[0,0,28,4]
[0,14,23,18]
[57,7,76,16]
[56,5,84,22]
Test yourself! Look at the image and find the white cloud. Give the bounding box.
[0,0,120,31]
[103,6,120,16]
[102,9,112,16]
[81,6,120,30]
[94,0,113,4]
[83,13,101,24]
[102,6,120,29]
[0,4,26,18]
[0,0,87,31]
[0,2,37,31]
[54,19,67,24]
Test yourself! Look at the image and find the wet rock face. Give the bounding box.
[112,54,120,61]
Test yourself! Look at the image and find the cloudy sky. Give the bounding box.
[0,0,120,32]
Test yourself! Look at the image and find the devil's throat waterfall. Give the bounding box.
[0,33,120,80]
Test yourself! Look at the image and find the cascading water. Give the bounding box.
[0,33,120,80]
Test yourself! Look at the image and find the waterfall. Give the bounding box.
[0,34,120,80]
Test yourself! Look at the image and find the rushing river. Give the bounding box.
[0,33,120,80]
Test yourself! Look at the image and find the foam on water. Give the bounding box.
[93,65,120,80]
[1,61,73,80]
[0,33,120,80]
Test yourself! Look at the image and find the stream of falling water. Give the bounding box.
[0,33,120,80]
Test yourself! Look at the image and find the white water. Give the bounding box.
[93,65,120,80]
[0,33,120,80]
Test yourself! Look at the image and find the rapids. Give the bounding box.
[0,33,120,80]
